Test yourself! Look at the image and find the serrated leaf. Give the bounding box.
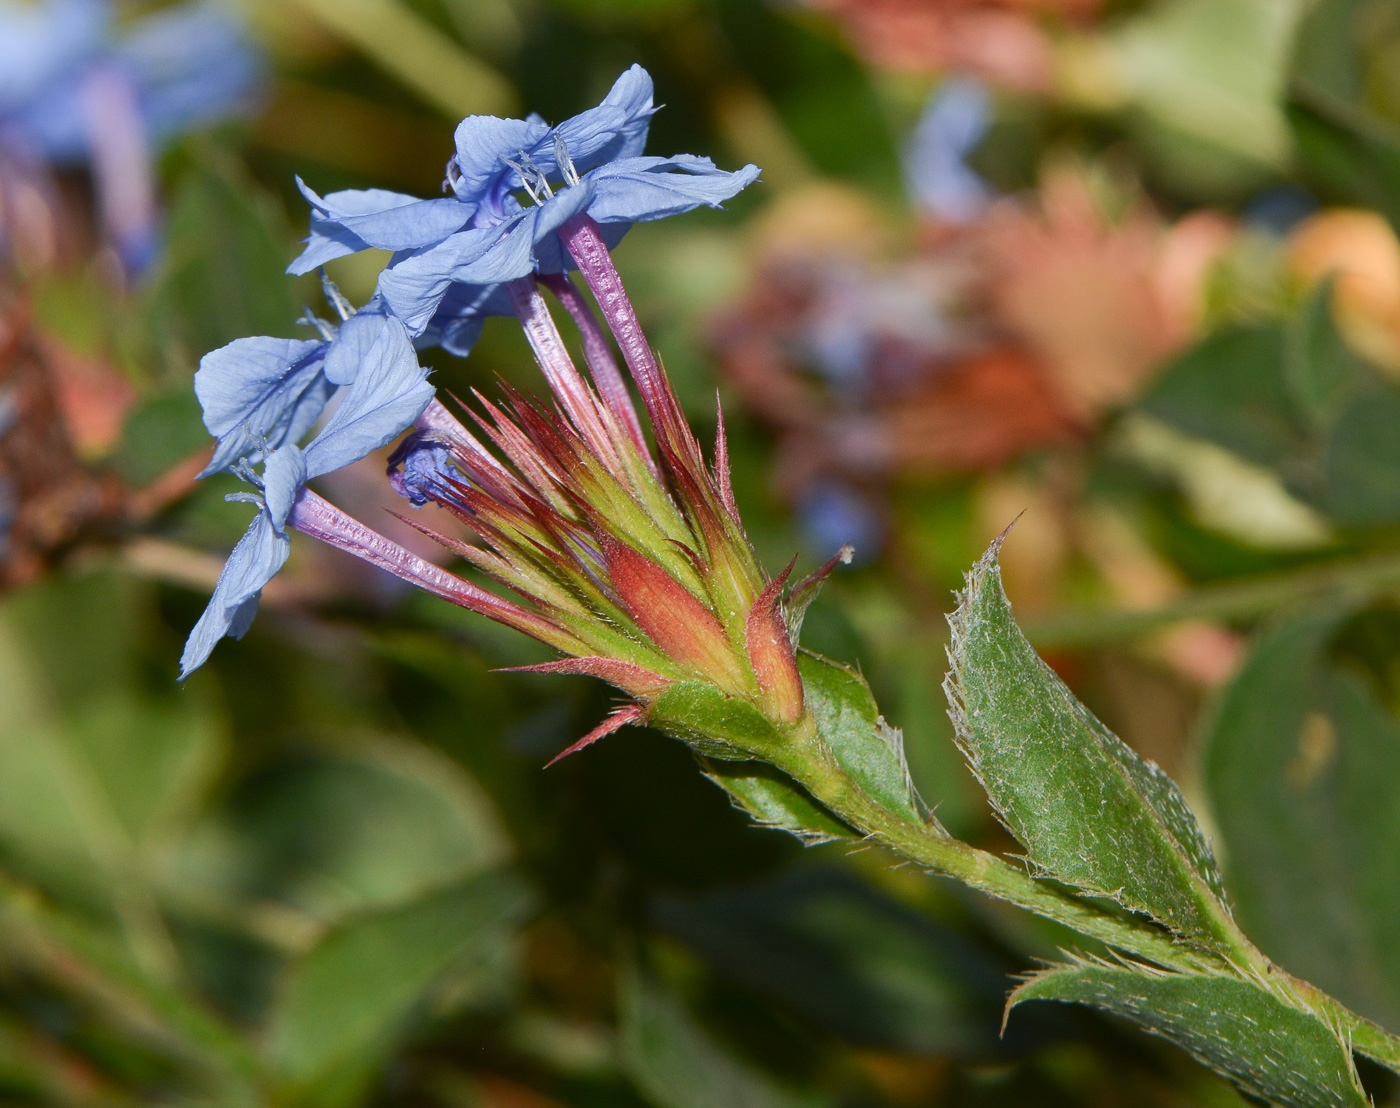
[944,539,1229,945]
[1203,610,1400,1032]
[700,760,852,844]
[268,870,532,1106]
[618,965,822,1108]
[799,652,924,826]
[1010,961,1368,1108]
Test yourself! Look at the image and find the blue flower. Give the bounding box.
[194,296,399,477]
[181,314,434,677]
[288,65,759,343]
[904,78,992,225]
[0,0,261,268]
[387,430,460,506]
[0,0,260,163]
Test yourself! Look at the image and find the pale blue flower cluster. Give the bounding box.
[181,65,760,676]
[0,0,260,268]
[0,0,259,162]
[289,66,759,353]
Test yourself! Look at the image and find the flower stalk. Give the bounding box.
[178,64,1400,1103]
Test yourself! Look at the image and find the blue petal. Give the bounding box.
[194,336,332,477]
[376,215,528,333]
[447,179,596,283]
[289,179,467,275]
[418,282,514,356]
[262,443,308,531]
[323,307,386,386]
[387,431,460,506]
[583,155,760,225]
[179,508,290,678]
[0,0,106,111]
[903,79,992,224]
[451,114,548,203]
[437,316,487,358]
[303,316,434,479]
[287,178,471,277]
[551,64,655,171]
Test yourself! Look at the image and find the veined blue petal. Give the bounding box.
[550,63,654,170]
[583,155,760,225]
[303,316,433,479]
[323,307,387,386]
[179,508,290,678]
[262,443,307,531]
[451,114,547,202]
[194,336,332,477]
[289,178,470,275]
[376,216,527,333]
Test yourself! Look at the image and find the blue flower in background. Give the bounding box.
[904,78,993,225]
[0,0,261,269]
[289,65,760,346]
[182,313,434,678]
[798,482,883,566]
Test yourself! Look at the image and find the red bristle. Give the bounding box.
[544,703,644,767]
[745,556,805,724]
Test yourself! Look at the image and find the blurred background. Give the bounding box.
[5,0,1400,1103]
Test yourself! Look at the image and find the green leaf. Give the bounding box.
[700,760,852,844]
[1139,325,1303,469]
[268,870,533,1106]
[1283,281,1370,437]
[652,869,1013,1057]
[0,581,222,955]
[799,652,924,826]
[945,539,1230,945]
[1203,610,1400,1031]
[116,386,210,487]
[0,872,259,1098]
[1010,961,1368,1108]
[1288,0,1400,229]
[1322,390,1400,525]
[618,966,821,1108]
[1112,0,1305,168]
[171,740,510,927]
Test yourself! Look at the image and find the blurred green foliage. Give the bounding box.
[10,0,1400,1104]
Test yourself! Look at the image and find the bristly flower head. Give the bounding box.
[183,65,847,763]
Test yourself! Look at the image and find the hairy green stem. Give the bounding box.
[769,723,1400,1072]
[767,735,1221,975]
